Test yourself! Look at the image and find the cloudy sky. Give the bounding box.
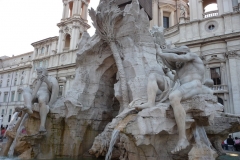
[0,0,216,57]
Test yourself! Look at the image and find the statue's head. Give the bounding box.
[36,67,48,77]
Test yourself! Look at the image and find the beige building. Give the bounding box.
[0,52,32,127]
[0,0,90,127]
[0,0,240,126]
[151,0,240,114]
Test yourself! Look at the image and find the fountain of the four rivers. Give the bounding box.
[1,0,240,159]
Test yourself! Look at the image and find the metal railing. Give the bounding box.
[203,10,219,18]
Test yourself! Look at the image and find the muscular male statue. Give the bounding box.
[17,68,59,133]
[136,44,213,153]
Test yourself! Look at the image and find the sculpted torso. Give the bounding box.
[176,53,204,85]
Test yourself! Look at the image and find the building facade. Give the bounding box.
[0,0,240,127]
[151,0,240,114]
[0,52,33,126]
[0,0,90,127]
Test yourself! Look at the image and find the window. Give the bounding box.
[59,85,64,96]
[8,74,10,78]
[0,80,2,87]
[20,78,24,85]
[18,92,22,101]
[163,16,170,28]
[4,92,8,102]
[7,80,10,87]
[1,109,4,115]
[11,91,15,102]
[14,79,17,86]
[15,72,18,76]
[208,25,215,30]
[65,34,71,49]
[39,61,43,67]
[41,47,45,54]
[9,109,12,115]
[210,67,221,85]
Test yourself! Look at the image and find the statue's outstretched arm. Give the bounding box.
[158,52,194,62]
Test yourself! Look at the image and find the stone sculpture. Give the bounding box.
[157,44,213,153]
[2,0,240,159]
[179,4,186,18]
[16,67,59,133]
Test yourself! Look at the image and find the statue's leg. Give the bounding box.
[135,73,165,110]
[170,80,203,153]
[38,95,50,133]
[169,89,189,153]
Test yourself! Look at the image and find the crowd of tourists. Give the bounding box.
[222,135,240,151]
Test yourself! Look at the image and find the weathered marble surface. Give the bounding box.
[2,0,240,160]
[89,94,222,160]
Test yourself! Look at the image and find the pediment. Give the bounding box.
[204,57,225,64]
[159,4,176,11]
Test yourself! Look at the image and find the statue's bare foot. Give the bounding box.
[39,126,47,134]
[135,103,154,111]
[23,106,33,115]
[171,138,189,154]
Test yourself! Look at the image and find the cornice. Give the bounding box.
[175,31,240,47]
[31,36,59,47]
[47,63,76,71]
[0,64,32,74]
[57,17,91,29]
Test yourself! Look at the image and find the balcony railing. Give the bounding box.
[203,10,219,18]
[211,85,228,93]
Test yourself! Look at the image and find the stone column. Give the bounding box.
[158,7,161,26]
[152,0,158,26]
[65,3,70,18]
[84,4,88,20]
[81,3,87,19]
[72,0,78,15]
[77,0,82,15]
[62,2,67,19]
[189,0,198,21]
[198,0,203,20]
[170,11,174,26]
[57,29,64,53]
[226,52,240,114]
[70,25,79,50]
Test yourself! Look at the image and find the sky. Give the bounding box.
[0,0,216,57]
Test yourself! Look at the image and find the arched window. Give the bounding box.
[64,34,71,49]
[203,1,218,18]
[7,80,10,87]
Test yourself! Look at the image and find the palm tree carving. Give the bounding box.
[89,0,129,110]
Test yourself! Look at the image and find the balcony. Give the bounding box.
[203,10,219,18]
[211,85,228,94]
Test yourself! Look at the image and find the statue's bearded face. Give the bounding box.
[36,68,48,77]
